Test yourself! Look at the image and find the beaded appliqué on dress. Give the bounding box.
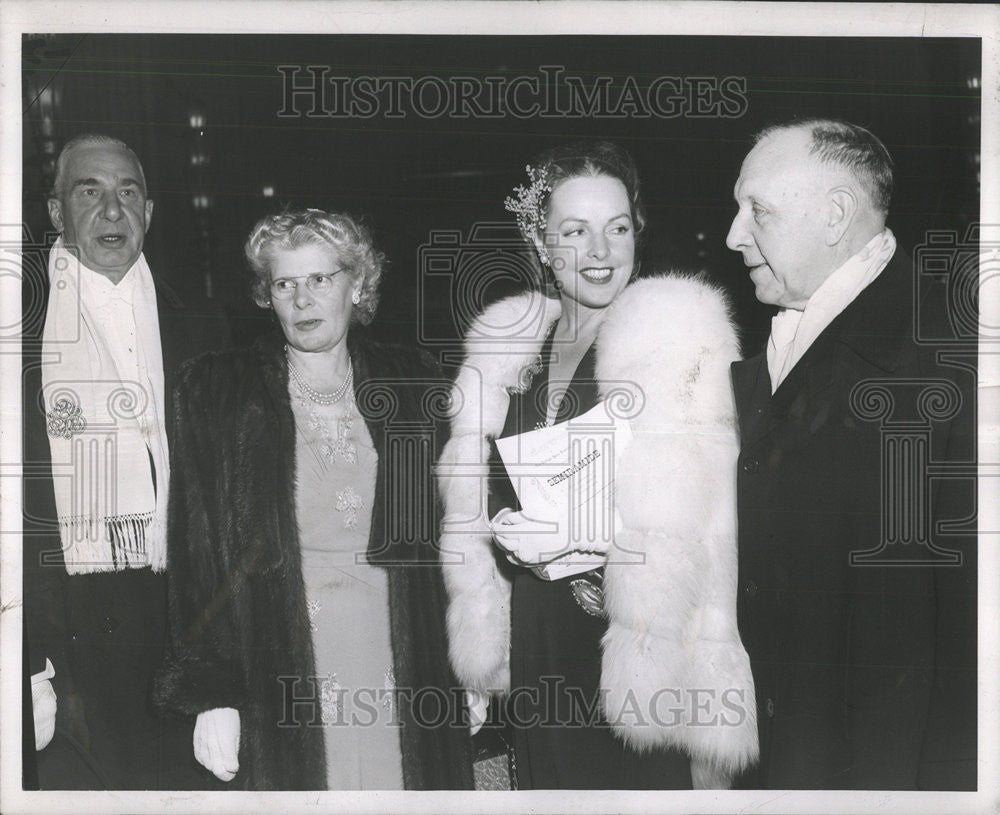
[335,486,364,530]
[383,667,396,715]
[318,673,345,724]
[291,377,358,465]
[306,598,321,632]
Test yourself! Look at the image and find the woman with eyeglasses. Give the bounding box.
[154,209,473,790]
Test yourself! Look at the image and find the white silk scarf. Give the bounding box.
[768,228,897,394]
[41,237,168,573]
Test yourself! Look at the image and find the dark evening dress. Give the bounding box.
[487,331,692,790]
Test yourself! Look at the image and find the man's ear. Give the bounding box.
[825,186,857,246]
[47,198,64,233]
[144,198,154,233]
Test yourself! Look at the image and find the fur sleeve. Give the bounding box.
[595,274,758,787]
[437,291,560,694]
[153,353,247,716]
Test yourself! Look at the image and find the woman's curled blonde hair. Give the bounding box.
[245,207,384,326]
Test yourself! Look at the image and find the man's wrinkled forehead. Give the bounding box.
[68,173,144,192]
[64,143,147,194]
[735,130,819,200]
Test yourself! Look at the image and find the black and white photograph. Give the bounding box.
[1,2,997,814]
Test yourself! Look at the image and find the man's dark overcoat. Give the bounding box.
[22,253,231,789]
[731,248,977,790]
[152,331,475,791]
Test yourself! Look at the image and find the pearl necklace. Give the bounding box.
[285,346,354,405]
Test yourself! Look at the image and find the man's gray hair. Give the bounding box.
[755,118,894,213]
[50,133,147,199]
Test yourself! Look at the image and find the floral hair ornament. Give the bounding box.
[505,164,552,264]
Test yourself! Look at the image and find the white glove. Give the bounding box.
[491,508,612,565]
[30,659,57,751]
[465,689,489,736]
[194,707,240,782]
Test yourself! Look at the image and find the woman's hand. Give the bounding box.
[490,508,573,566]
[465,689,489,736]
[490,507,623,566]
[194,707,240,782]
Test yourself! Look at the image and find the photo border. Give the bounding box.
[1,2,997,814]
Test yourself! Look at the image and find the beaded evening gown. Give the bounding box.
[289,375,404,790]
[488,331,692,790]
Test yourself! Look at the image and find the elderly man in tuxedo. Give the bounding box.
[23,133,228,789]
[727,118,976,790]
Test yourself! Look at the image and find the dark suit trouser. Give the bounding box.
[36,569,218,790]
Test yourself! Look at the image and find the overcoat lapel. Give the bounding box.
[732,250,912,448]
[767,325,841,430]
[731,354,770,446]
[153,274,186,386]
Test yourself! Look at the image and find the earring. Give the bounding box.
[352,290,361,305]
[537,246,551,266]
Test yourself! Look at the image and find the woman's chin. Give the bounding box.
[561,281,628,310]
[285,334,339,354]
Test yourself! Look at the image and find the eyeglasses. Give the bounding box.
[269,270,347,300]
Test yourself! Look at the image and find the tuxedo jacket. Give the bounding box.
[22,250,231,788]
[731,248,977,790]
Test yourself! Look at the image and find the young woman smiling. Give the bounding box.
[439,142,758,789]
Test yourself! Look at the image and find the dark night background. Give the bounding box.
[22,34,981,359]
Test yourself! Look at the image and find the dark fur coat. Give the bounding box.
[153,330,474,791]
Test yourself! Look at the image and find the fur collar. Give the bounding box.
[439,274,758,786]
